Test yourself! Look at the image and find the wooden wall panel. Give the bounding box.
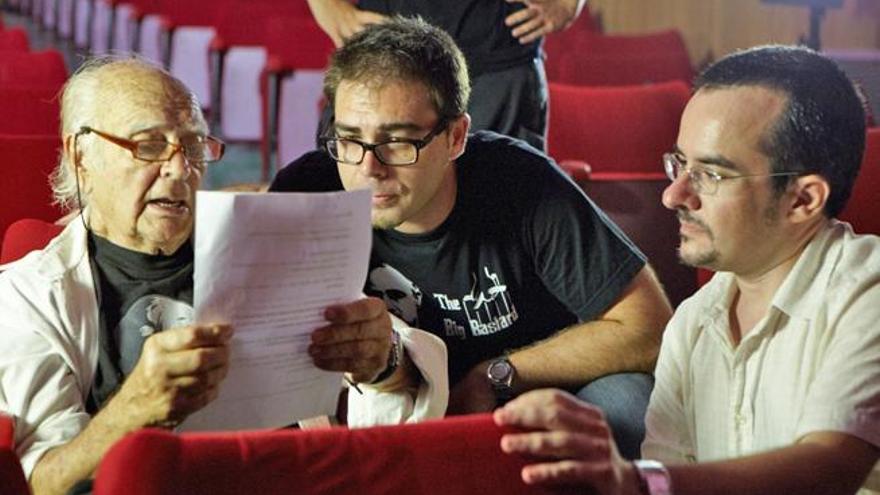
[588,0,879,65]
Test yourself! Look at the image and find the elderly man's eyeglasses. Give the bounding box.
[321,120,448,167]
[663,153,801,195]
[76,126,225,163]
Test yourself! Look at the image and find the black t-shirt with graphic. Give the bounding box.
[270,131,645,384]
[86,233,194,412]
[357,0,540,77]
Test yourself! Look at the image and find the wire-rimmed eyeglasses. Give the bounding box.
[663,152,801,195]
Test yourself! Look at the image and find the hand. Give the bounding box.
[112,324,233,428]
[493,389,640,494]
[307,0,388,47]
[446,360,498,415]
[504,0,583,44]
[309,297,393,383]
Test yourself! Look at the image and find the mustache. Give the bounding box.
[676,208,714,240]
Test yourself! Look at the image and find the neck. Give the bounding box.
[730,217,827,342]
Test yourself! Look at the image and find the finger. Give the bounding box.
[504,7,536,27]
[164,345,231,377]
[521,459,612,486]
[169,365,229,392]
[495,390,603,430]
[153,324,233,352]
[313,313,391,345]
[358,11,388,24]
[324,297,387,324]
[309,338,388,361]
[500,431,611,460]
[510,16,546,41]
[516,23,548,44]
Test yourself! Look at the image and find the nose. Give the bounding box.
[661,173,700,211]
[160,146,193,180]
[359,148,388,179]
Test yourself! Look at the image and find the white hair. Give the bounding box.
[49,55,201,212]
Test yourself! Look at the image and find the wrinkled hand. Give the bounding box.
[308,0,388,47]
[504,0,583,44]
[493,389,637,494]
[114,324,233,428]
[309,297,392,383]
[446,360,498,415]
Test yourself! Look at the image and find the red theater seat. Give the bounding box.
[0,27,29,52]
[1,218,64,264]
[545,30,694,86]
[0,50,67,88]
[840,128,880,235]
[0,415,29,495]
[0,135,64,246]
[0,87,61,135]
[548,81,690,173]
[95,414,555,495]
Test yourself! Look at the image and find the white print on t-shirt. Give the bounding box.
[433,267,519,338]
[462,267,519,336]
[368,264,423,326]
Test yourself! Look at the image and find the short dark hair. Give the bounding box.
[323,16,471,124]
[695,45,865,218]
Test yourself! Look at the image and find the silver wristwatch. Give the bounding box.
[370,329,402,384]
[633,460,673,495]
[486,356,516,403]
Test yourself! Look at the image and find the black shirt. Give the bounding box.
[358,0,541,76]
[271,131,645,384]
[87,233,194,412]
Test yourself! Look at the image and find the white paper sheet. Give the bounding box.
[179,189,372,431]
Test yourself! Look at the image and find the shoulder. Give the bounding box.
[269,150,342,192]
[459,131,580,202]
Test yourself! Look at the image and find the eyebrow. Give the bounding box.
[334,121,424,136]
[672,144,741,172]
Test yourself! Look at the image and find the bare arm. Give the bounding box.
[448,266,671,413]
[305,0,388,47]
[504,0,587,44]
[29,324,232,495]
[496,390,879,495]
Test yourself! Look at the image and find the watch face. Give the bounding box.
[488,360,512,382]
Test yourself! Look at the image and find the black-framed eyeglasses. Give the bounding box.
[663,152,801,195]
[76,126,225,164]
[320,120,448,167]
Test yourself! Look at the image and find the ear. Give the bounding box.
[447,113,471,161]
[787,174,829,223]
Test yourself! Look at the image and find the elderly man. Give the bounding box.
[271,17,672,459]
[495,45,880,495]
[0,57,435,495]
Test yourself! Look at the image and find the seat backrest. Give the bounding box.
[263,16,334,70]
[840,127,880,235]
[0,135,64,244]
[0,86,61,135]
[546,30,693,86]
[1,218,64,264]
[0,50,68,88]
[95,414,555,495]
[558,166,697,306]
[0,27,30,52]
[212,1,313,49]
[0,415,29,495]
[547,81,690,173]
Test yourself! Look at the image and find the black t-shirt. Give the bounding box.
[271,131,645,384]
[357,0,540,76]
[87,233,194,412]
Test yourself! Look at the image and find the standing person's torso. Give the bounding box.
[357,0,541,76]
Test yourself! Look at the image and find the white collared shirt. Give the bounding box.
[643,220,880,493]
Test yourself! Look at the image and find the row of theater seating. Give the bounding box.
[1,413,556,495]
[9,0,335,179]
[0,15,66,246]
